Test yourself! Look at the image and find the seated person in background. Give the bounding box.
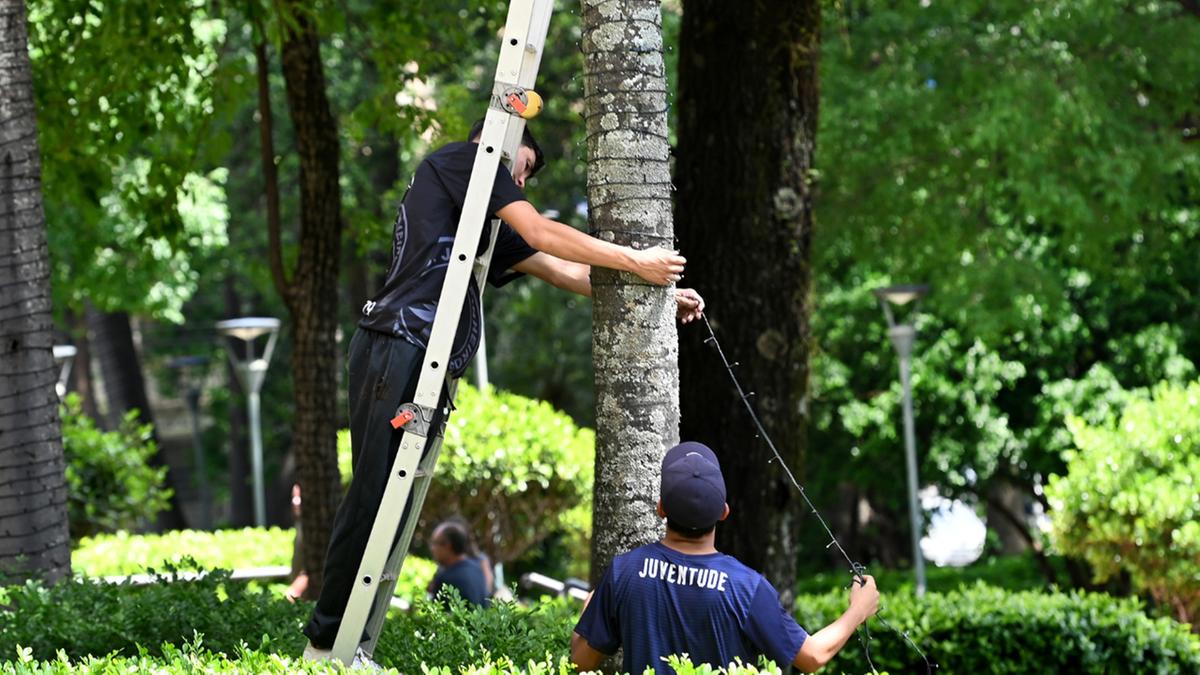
[427,520,490,607]
[443,515,496,596]
[570,442,880,674]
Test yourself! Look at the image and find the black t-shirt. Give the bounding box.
[430,557,490,607]
[359,142,537,375]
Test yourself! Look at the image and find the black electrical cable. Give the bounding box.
[700,315,936,674]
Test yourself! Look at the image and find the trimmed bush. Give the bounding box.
[1,646,797,674]
[72,528,437,601]
[3,573,1195,674]
[339,384,594,570]
[73,528,295,574]
[60,394,169,539]
[1046,380,1200,625]
[0,565,308,660]
[376,593,577,672]
[794,584,1200,674]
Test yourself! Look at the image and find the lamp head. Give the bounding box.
[52,345,77,363]
[873,284,930,307]
[216,317,280,342]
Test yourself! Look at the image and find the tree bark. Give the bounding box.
[0,0,70,583]
[677,0,821,602]
[64,309,100,420]
[581,0,679,583]
[273,3,344,599]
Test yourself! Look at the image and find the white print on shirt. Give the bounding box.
[362,300,377,316]
[637,557,728,591]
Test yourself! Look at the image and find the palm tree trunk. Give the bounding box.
[0,0,70,583]
[581,0,679,582]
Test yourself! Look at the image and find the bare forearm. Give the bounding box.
[527,214,634,273]
[794,609,864,672]
[513,253,592,298]
[550,260,592,297]
[497,201,683,286]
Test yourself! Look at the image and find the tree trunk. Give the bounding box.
[64,309,100,420]
[86,307,188,530]
[581,0,679,583]
[676,0,821,601]
[0,0,70,583]
[274,4,344,599]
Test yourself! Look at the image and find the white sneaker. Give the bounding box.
[351,647,383,671]
[301,642,383,671]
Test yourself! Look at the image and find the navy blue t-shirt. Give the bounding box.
[430,557,490,607]
[358,141,537,375]
[575,542,808,674]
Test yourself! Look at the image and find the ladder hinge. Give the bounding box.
[390,402,437,437]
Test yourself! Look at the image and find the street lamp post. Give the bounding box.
[874,284,930,596]
[168,355,213,530]
[216,317,280,527]
[52,345,77,399]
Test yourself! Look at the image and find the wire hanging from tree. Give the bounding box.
[700,315,936,675]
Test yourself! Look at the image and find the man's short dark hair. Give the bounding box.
[666,518,717,540]
[436,521,470,556]
[467,118,546,177]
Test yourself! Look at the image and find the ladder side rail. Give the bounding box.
[330,109,515,663]
[331,0,557,662]
[329,0,547,661]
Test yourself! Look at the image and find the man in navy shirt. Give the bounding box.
[427,520,490,607]
[571,442,880,674]
[303,121,704,666]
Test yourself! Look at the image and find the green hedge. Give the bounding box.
[1,647,801,674]
[794,584,1200,674]
[0,566,308,661]
[74,528,295,574]
[3,571,1196,674]
[72,528,437,602]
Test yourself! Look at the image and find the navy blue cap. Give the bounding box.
[660,442,727,530]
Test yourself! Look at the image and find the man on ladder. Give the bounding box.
[301,4,703,666]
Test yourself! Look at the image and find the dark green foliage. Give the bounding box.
[375,593,578,673]
[4,571,1196,674]
[796,585,1200,674]
[27,0,232,321]
[0,564,309,661]
[59,394,170,539]
[808,0,1200,544]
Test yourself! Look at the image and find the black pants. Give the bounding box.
[303,328,443,648]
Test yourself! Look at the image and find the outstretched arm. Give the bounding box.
[496,200,684,286]
[793,576,879,673]
[512,253,706,323]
